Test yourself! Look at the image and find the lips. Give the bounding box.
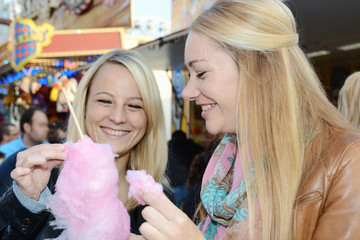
[198,103,216,120]
[101,127,129,136]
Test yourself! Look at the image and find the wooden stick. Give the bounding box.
[61,88,84,139]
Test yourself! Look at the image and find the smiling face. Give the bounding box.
[183,31,239,134]
[85,63,147,159]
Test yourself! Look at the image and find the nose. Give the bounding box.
[108,107,126,123]
[182,77,200,101]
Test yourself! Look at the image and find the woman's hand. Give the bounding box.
[127,233,145,240]
[10,144,66,201]
[138,192,205,240]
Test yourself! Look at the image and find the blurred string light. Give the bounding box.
[0,56,99,90]
[0,88,8,94]
[54,61,64,67]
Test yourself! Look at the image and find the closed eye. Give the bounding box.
[98,99,111,104]
[196,71,206,78]
[129,104,142,109]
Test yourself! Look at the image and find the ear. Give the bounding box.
[1,134,7,142]
[2,134,8,142]
[23,122,31,133]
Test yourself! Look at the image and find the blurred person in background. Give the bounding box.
[0,107,49,158]
[338,71,360,129]
[166,130,203,207]
[0,122,19,164]
[182,138,221,220]
[0,153,4,164]
[0,122,19,146]
[48,120,67,143]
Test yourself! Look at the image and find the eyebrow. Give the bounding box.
[187,59,207,67]
[95,92,143,101]
[128,97,143,101]
[95,92,113,97]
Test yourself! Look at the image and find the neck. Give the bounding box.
[115,152,130,174]
[115,153,130,204]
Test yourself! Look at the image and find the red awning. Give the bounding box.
[41,28,124,57]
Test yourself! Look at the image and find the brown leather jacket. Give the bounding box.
[294,127,360,239]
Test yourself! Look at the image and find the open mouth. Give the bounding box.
[101,127,129,136]
[201,103,216,112]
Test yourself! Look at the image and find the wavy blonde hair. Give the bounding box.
[338,72,360,129]
[67,50,168,210]
[191,0,350,238]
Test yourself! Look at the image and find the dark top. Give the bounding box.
[182,181,202,219]
[0,149,174,239]
[166,137,203,187]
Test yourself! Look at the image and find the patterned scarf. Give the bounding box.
[199,134,249,239]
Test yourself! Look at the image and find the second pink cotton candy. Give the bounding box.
[126,170,163,205]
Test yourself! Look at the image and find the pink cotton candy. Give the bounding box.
[47,135,130,240]
[126,170,163,205]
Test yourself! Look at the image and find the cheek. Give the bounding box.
[224,74,238,102]
[85,111,97,122]
[133,113,148,134]
[85,103,100,123]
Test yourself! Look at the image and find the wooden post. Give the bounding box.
[0,18,11,25]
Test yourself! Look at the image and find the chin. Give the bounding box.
[205,123,221,135]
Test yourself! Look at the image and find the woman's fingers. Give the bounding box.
[16,144,66,168]
[141,193,180,221]
[46,159,64,169]
[127,233,146,240]
[10,167,31,181]
[141,205,175,237]
[139,192,205,240]
[140,222,166,240]
[17,154,48,169]
[10,144,66,200]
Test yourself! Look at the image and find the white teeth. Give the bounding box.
[101,127,129,136]
[201,104,215,111]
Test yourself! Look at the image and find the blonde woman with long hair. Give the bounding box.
[0,50,172,239]
[130,0,360,239]
[338,71,360,129]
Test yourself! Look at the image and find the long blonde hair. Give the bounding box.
[338,72,360,129]
[192,0,349,238]
[67,50,168,210]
